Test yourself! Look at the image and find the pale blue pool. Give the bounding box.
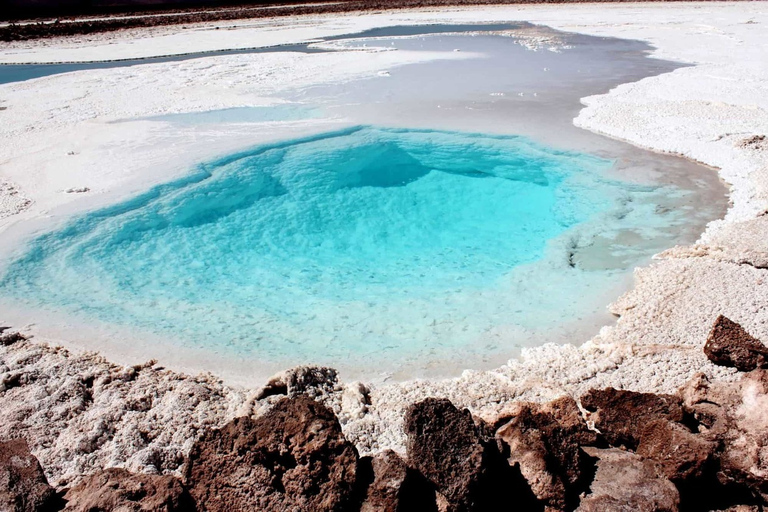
[0,24,727,378]
[0,126,700,369]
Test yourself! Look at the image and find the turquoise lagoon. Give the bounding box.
[0,126,702,373]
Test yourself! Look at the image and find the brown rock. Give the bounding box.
[404,398,541,512]
[495,397,598,511]
[715,370,768,503]
[255,365,339,400]
[185,395,358,512]
[636,419,715,483]
[580,388,684,449]
[358,450,436,512]
[679,372,724,430]
[575,447,680,512]
[704,315,768,372]
[0,438,57,512]
[63,468,193,512]
[679,371,768,508]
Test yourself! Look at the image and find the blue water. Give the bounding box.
[0,126,683,370]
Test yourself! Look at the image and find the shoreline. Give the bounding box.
[0,0,767,489]
[2,0,745,41]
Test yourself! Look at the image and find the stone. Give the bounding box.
[358,450,436,512]
[636,419,715,484]
[704,315,768,372]
[254,366,339,400]
[714,370,768,503]
[0,438,57,512]
[495,397,598,511]
[0,329,25,347]
[404,398,541,512]
[185,395,358,512]
[575,447,680,512]
[679,370,768,508]
[678,372,723,431]
[580,387,684,449]
[63,467,193,512]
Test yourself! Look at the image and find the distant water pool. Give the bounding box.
[0,126,705,372]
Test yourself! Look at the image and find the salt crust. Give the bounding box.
[1,1,768,485]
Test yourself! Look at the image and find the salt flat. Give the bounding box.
[0,1,767,483]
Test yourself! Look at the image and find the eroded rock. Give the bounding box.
[255,366,339,400]
[0,329,25,347]
[715,370,768,503]
[185,395,358,512]
[679,370,768,507]
[358,450,436,512]
[0,438,57,512]
[704,315,768,372]
[404,398,541,512]
[580,387,684,449]
[63,467,193,512]
[576,447,679,512]
[495,396,598,511]
[636,419,715,485]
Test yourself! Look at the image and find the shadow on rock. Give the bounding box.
[404,397,542,512]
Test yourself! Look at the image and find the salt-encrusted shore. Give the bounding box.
[1,1,768,490]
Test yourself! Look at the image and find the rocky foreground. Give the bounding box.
[1,315,768,511]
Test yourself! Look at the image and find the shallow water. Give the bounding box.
[0,24,728,380]
[0,23,523,84]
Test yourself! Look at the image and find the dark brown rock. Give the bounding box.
[185,395,358,512]
[63,468,193,512]
[0,438,57,512]
[704,315,768,372]
[636,419,715,484]
[575,447,680,512]
[404,398,541,512]
[495,397,598,511]
[581,388,684,449]
[358,450,436,512]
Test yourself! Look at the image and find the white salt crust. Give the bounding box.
[1,1,768,485]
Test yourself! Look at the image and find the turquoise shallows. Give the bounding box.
[0,127,661,366]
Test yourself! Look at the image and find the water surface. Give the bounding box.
[0,24,728,380]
